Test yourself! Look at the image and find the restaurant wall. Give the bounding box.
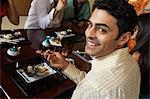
[14,0,32,16]
[2,0,32,30]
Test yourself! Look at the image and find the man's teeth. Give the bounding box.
[88,41,96,46]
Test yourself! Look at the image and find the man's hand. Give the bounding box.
[36,50,69,70]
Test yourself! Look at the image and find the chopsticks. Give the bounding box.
[0,85,10,99]
[0,37,25,44]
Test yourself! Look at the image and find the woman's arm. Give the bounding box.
[36,0,66,29]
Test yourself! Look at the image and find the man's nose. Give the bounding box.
[85,27,96,38]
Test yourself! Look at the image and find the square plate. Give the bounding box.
[16,62,57,83]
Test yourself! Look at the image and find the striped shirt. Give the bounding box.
[63,48,141,99]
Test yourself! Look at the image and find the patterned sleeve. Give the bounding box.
[62,63,87,84]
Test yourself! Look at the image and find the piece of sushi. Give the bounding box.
[36,65,48,76]
[26,65,35,77]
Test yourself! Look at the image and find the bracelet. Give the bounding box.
[54,7,59,12]
[54,8,59,16]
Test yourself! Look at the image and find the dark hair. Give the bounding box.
[131,13,150,97]
[92,0,137,37]
[0,0,8,5]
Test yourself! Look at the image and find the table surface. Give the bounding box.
[0,28,91,98]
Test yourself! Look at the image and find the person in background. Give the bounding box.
[88,0,95,13]
[128,0,149,15]
[144,1,150,13]
[130,13,150,99]
[24,0,66,49]
[62,0,90,28]
[0,0,19,30]
[37,0,140,98]
[24,0,66,29]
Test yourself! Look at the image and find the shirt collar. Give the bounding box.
[91,48,130,69]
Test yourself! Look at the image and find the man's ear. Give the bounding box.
[118,32,131,46]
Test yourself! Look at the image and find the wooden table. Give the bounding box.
[0,29,90,98]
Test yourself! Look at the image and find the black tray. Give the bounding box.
[4,57,67,96]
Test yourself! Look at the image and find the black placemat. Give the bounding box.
[3,57,67,96]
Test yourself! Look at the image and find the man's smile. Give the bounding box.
[86,39,100,49]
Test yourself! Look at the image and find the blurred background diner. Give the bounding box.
[129,13,150,99]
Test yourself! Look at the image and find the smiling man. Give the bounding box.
[39,0,141,98]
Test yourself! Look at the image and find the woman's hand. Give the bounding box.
[55,0,67,11]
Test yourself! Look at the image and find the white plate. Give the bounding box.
[2,34,14,39]
[49,39,62,47]
[55,31,75,38]
[16,62,56,83]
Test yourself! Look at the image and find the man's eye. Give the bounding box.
[98,28,107,33]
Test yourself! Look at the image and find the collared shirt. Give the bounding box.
[63,48,141,99]
[24,0,63,29]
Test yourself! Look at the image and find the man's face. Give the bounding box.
[85,8,120,58]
